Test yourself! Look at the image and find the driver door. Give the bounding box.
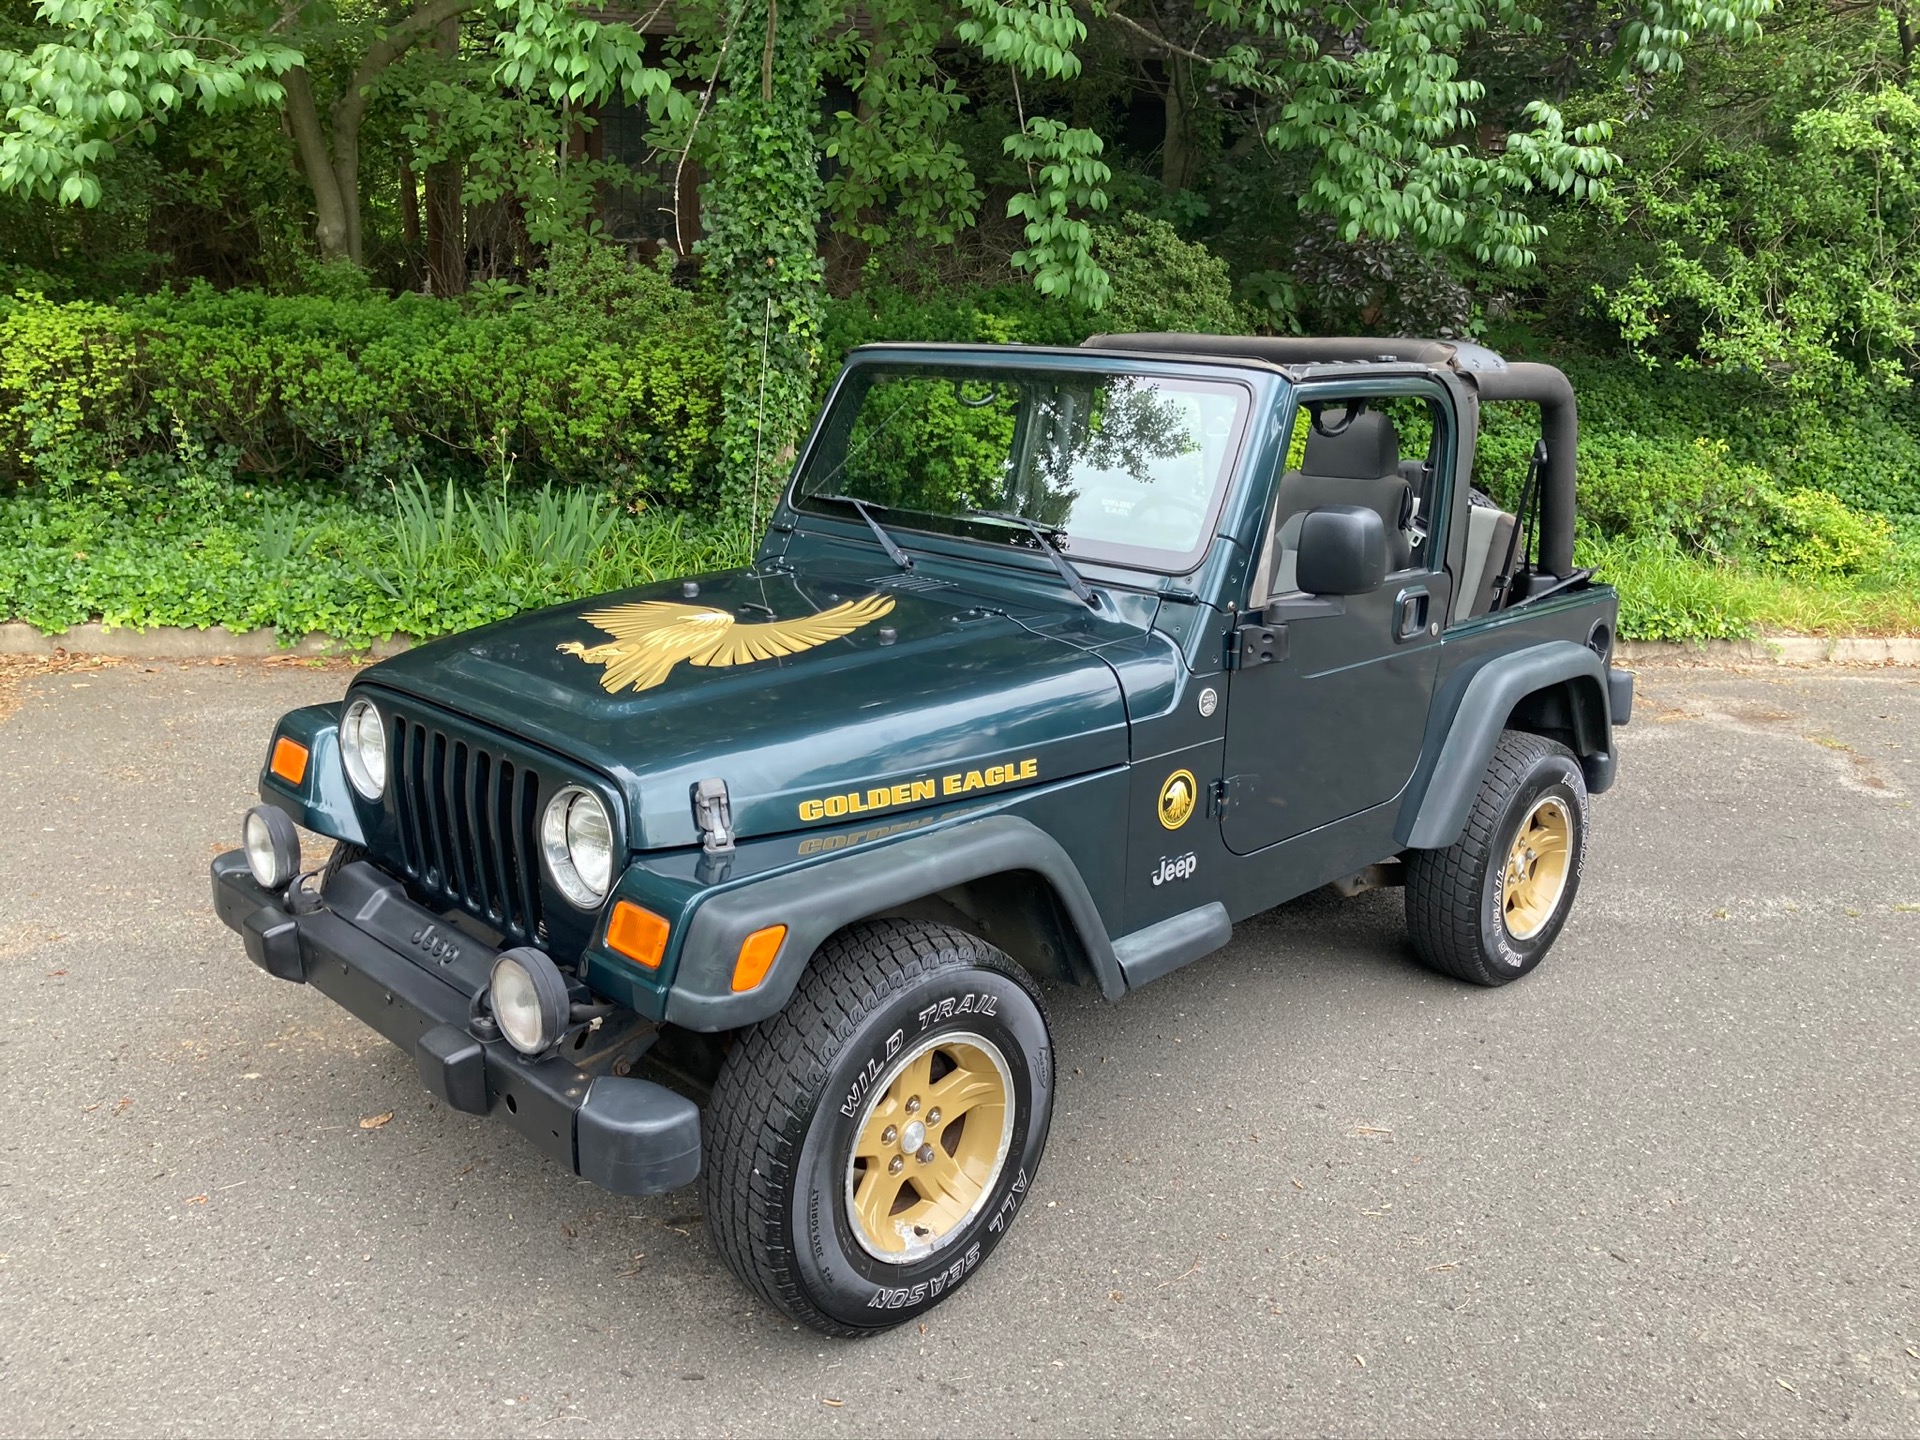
[1221,385,1452,855]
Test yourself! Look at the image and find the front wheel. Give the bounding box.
[701,920,1054,1335]
[1405,729,1589,985]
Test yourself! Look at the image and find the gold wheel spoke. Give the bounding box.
[925,1064,1001,1122]
[913,1148,977,1229]
[852,1166,908,1251]
[897,1047,935,1103]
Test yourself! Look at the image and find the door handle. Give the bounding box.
[1395,588,1430,641]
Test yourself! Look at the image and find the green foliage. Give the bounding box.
[1753,486,1895,577]
[0,275,723,498]
[0,462,752,644]
[1476,342,1920,525]
[700,0,829,527]
[1001,117,1113,306]
[1561,0,1920,395]
[820,282,1092,364]
[0,291,136,487]
[1580,535,1763,640]
[1092,216,1243,335]
[1597,83,1920,393]
[1580,532,1920,641]
[819,0,981,248]
[0,0,298,207]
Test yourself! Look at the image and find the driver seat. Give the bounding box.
[1262,411,1413,597]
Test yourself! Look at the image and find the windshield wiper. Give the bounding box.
[811,493,914,571]
[966,508,1100,609]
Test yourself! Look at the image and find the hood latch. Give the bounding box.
[690,777,736,854]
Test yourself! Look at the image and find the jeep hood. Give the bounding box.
[359,567,1132,849]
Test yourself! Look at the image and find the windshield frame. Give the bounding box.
[784,347,1259,577]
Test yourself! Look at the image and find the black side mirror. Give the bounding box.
[1295,504,1387,596]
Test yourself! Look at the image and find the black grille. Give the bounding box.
[389,714,544,943]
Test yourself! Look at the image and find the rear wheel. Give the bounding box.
[1406,729,1589,985]
[701,920,1053,1335]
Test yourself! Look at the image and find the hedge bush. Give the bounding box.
[1,259,723,500]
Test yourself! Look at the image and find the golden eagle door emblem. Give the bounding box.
[556,594,897,694]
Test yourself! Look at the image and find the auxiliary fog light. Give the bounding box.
[489,947,571,1056]
[242,805,301,890]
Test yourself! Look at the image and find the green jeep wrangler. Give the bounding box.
[212,333,1632,1335]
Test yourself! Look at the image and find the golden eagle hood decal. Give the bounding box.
[557,594,896,694]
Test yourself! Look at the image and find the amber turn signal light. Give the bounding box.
[270,735,309,786]
[604,900,669,970]
[731,924,787,993]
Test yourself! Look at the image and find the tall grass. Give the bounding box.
[1583,533,1920,641]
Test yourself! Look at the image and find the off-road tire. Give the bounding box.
[701,919,1054,1336]
[321,842,368,886]
[1406,729,1589,986]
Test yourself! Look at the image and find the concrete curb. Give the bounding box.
[0,621,413,660]
[3,621,1916,666]
[1618,636,1920,667]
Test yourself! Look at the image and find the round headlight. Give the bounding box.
[541,786,613,907]
[339,698,387,800]
[489,947,570,1056]
[242,805,301,890]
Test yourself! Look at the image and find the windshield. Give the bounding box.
[792,363,1250,571]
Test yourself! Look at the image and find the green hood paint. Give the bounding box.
[358,564,1134,850]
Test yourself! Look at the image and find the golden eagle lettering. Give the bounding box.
[557,594,897,694]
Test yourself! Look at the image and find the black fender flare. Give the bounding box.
[1398,641,1614,852]
[663,814,1129,1031]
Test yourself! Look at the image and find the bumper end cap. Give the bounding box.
[242,905,305,983]
[577,1076,701,1195]
[416,1023,489,1115]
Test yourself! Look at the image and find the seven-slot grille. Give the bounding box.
[388,712,545,943]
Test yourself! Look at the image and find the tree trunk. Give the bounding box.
[426,13,467,295]
[399,160,420,249]
[1161,58,1195,194]
[282,67,352,262]
[284,0,477,269]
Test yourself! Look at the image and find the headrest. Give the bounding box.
[1301,411,1400,480]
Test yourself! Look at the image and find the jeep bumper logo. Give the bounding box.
[409,923,462,965]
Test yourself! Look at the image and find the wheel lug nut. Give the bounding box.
[882,1125,897,1145]
[905,1096,920,1114]
[916,1144,935,1164]
[888,1155,904,1175]
[926,1108,941,1126]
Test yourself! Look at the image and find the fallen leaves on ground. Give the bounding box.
[0,652,124,724]
[359,1110,395,1130]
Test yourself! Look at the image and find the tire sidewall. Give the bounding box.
[787,954,1053,1331]
[1481,752,1588,976]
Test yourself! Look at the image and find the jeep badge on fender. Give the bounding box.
[210,334,1631,1337]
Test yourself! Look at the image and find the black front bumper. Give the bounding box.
[211,853,700,1196]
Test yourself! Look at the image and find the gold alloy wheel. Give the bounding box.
[1502,796,1573,941]
[845,1032,1015,1264]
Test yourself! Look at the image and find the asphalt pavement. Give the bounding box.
[1,654,1915,1437]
